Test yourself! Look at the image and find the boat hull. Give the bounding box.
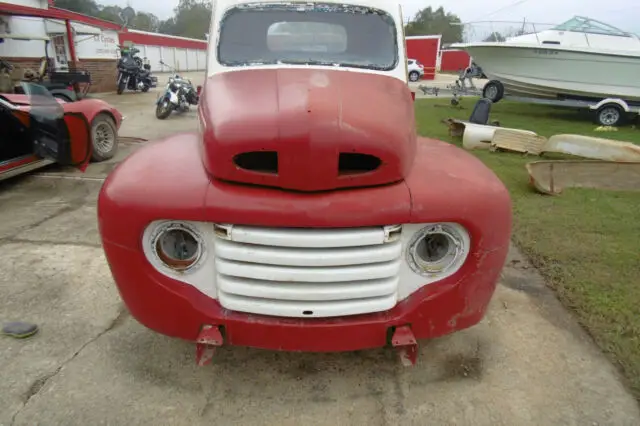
[461,44,640,103]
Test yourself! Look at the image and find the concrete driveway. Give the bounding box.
[1,72,639,426]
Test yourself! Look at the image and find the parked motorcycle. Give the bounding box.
[155,61,201,120]
[116,47,157,95]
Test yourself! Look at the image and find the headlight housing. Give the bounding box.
[148,221,205,273]
[405,223,469,277]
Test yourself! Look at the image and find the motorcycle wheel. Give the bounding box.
[156,99,173,120]
[141,84,150,93]
[117,79,126,95]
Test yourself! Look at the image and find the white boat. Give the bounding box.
[451,16,640,104]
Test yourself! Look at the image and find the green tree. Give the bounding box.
[161,0,211,39]
[404,6,463,44]
[54,0,208,38]
[96,5,123,23]
[132,12,161,32]
[52,0,101,16]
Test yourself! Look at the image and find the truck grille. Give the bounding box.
[214,225,402,318]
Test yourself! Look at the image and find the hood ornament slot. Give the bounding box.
[338,153,381,176]
[233,151,278,175]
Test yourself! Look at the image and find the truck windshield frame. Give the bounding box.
[216,2,399,71]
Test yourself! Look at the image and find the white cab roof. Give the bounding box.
[213,0,402,15]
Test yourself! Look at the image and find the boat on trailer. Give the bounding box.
[452,16,640,126]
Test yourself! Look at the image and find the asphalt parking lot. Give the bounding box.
[1,72,639,426]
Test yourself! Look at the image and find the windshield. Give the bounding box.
[23,82,63,120]
[552,16,633,37]
[217,2,398,71]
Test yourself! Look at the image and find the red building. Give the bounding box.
[440,49,472,73]
[405,35,441,80]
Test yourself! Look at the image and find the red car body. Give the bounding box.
[0,94,123,181]
[98,70,512,364]
[97,0,512,366]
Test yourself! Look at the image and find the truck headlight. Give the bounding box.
[150,221,205,272]
[406,223,469,277]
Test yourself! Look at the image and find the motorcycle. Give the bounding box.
[116,47,157,95]
[155,61,201,120]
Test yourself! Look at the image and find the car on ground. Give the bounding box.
[407,58,424,82]
[0,84,123,182]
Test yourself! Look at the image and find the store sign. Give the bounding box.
[76,30,120,59]
[94,33,118,56]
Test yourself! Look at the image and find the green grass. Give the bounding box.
[414,97,640,399]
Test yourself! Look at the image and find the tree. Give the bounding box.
[404,6,463,44]
[53,0,209,39]
[484,32,506,42]
[132,12,161,32]
[53,0,101,16]
[96,5,122,24]
[160,0,211,39]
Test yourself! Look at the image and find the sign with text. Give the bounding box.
[77,31,120,59]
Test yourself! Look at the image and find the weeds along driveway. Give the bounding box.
[0,77,639,425]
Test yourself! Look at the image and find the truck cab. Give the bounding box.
[207,0,409,83]
[97,0,512,367]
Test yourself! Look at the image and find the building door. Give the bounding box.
[51,35,69,70]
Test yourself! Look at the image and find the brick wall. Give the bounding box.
[75,59,118,93]
[4,58,44,76]
[4,57,118,93]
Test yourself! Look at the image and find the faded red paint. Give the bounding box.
[98,126,512,352]
[2,94,122,127]
[199,69,416,192]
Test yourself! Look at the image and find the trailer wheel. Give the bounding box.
[482,80,504,103]
[596,104,624,127]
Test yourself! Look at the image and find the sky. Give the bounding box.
[100,0,640,34]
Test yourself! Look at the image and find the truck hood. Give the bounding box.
[198,68,417,192]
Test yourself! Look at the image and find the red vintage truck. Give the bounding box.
[97,0,512,366]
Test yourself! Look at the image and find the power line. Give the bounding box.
[473,0,530,21]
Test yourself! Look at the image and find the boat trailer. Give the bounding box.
[417,65,484,105]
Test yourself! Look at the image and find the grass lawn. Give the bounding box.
[414,97,640,399]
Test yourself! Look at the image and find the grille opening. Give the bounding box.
[338,153,381,175]
[234,151,278,174]
[302,310,314,316]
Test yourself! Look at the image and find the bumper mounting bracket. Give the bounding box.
[195,324,224,366]
[391,325,418,367]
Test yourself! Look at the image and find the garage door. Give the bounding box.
[175,49,188,72]
[197,50,207,71]
[144,46,162,72]
[158,47,175,71]
[186,49,198,71]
